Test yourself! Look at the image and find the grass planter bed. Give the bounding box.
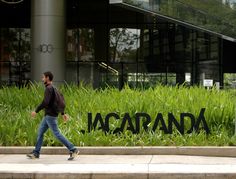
[0,84,236,146]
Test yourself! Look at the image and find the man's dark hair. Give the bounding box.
[43,71,53,81]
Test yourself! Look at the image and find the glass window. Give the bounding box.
[67,28,94,61]
[224,73,236,89]
[0,28,31,86]
[109,28,140,63]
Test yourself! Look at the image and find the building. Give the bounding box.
[1,0,236,89]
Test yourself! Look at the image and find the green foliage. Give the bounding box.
[0,83,236,146]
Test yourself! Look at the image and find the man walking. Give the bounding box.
[27,71,79,160]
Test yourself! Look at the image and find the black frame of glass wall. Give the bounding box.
[0,0,233,89]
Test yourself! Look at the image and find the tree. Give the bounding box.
[110,28,139,62]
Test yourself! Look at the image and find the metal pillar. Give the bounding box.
[93,25,109,88]
[31,0,66,84]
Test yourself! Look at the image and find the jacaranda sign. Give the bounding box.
[84,108,210,134]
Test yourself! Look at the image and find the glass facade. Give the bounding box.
[104,26,221,88]
[66,28,95,85]
[122,0,236,40]
[0,0,236,89]
[0,28,30,86]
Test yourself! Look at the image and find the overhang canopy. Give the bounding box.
[110,0,236,42]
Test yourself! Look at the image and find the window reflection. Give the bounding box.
[0,28,30,86]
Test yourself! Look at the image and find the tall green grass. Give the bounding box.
[0,84,235,146]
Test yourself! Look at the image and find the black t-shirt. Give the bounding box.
[35,84,59,117]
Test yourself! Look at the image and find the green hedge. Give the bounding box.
[0,84,236,146]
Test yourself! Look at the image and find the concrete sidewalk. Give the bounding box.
[1,154,236,179]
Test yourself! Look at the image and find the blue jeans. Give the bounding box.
[33,115,76,155]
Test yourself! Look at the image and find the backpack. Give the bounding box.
[52,87,65,113]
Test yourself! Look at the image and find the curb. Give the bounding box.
[0,146,236,157]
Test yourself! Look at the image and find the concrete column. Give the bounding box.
[31,0,66,84]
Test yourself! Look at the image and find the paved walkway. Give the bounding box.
[1,154,236,179]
